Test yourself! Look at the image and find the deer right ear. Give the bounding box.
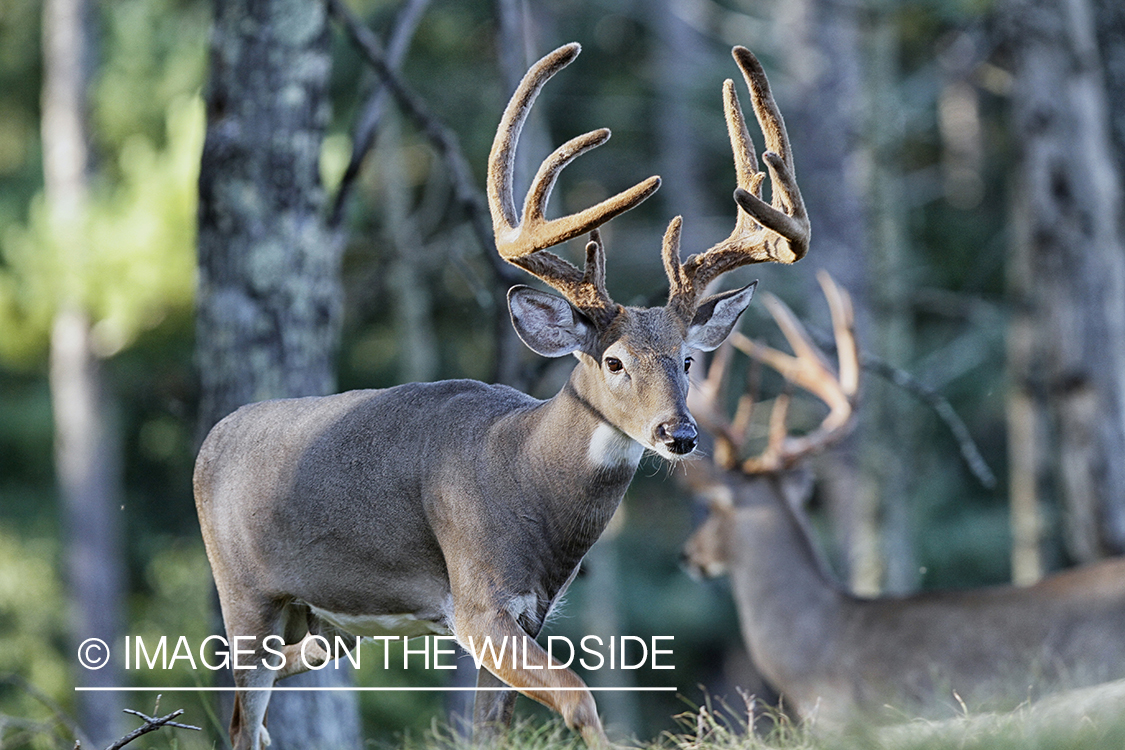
[508,286,595,357]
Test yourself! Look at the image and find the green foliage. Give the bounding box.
[93,0,209,157]
[0,0,44,230]
[0,95,203,366]
[126,541,214,690]
[0,527,69,725]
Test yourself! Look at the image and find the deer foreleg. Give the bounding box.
[230,659,277,750]
[457,611,607,748]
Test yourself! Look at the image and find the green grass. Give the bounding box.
[387,684,1125,750]
[7,684,1125,750]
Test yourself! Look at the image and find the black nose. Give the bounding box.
[656,420,698,455]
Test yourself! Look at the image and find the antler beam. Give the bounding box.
[692,272,857,474]
[666,46,810,318]
[487,43,660,325]
[734,272,857,473]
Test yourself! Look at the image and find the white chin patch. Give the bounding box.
[587,423,644,468]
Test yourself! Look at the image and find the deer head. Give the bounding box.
[487,43,810,459]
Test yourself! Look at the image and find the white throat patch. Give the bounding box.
[587,423,644,468]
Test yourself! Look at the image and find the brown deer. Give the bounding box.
[682,274,1125,726]
[194,43,809,749]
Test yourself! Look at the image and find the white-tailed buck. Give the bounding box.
[682,274,1125,725]
[195,43,808,749]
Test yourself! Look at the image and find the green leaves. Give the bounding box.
[0,96,203,366]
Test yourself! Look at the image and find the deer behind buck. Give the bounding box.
[194,43,809,749]
[682,274,1125,725]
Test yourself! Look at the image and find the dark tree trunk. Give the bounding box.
[654,0,706,251]
[42,0,125,743]
[1093,0,1125,180]
[1004,0,1125,563]
[196,0,358,747]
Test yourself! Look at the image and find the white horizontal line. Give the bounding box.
[76,686,677,693]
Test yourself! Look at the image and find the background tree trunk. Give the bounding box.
[773,0,884,594]
[42,0,125,742]
[1092,0,1125,179]
[490,0,544,391]
[195,0,358,746]
[861,0,918,595]
[654,0,706,252]
[1004,0,1125,566]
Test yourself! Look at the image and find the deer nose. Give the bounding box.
[656,420,698,455]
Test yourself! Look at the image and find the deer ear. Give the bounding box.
[686,282,757,351]
[508,286,595,357]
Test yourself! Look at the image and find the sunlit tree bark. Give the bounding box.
[195,0,358,746]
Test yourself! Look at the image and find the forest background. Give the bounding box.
[2,0,1125,747]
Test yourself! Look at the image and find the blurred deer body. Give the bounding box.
[196,43,809,749]
[686,470,1125,723]
[683,277,1125,724]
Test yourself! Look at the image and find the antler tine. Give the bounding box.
[667,47,809,318]
[728,277,858,474]
[818,269,858,396]
[488,43,660,324]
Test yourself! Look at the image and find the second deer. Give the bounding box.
[682,274,1125,725]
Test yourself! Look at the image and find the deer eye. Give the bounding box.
[605,357,623,373]
[684,356,694,374]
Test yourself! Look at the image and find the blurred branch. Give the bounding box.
[804,325,998,490]
[329,0,432,227]
[327,0,519,286]
[2,681,204,750]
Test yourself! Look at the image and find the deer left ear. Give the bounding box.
[686,282,757,351]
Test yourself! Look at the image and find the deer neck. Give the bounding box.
[723,479,845,687]
[495,369,643,549]
[540,370,646,475]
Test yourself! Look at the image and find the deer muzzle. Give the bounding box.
[655,418,698,455]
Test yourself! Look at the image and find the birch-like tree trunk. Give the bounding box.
[42,0,125,743]
[1004,0,1125,567]
[195,0,358,746]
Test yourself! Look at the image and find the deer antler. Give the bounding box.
[487,43,661,327]
[665,47,810,320]
[691,272,857,473]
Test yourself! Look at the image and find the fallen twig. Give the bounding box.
[102,703,201,750]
